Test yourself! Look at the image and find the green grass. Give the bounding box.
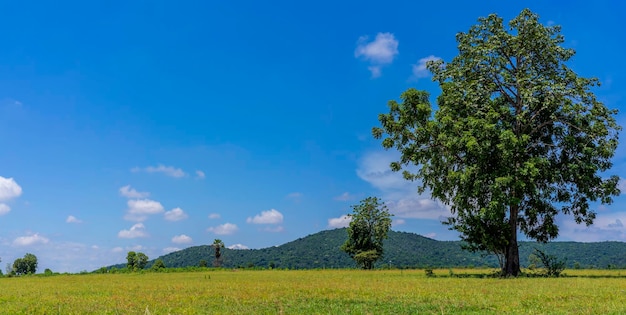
[1,269,625,314]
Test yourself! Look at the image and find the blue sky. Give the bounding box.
[0,0,624,272]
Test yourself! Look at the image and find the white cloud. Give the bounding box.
[0,203,10,215]
[0,176,22,201]
[207,223,238,235]
[247,209,283,224]
[132,164,186,178]
[195,170,206,179]
[118,223,148,239]
[111,247,124,253]
[124,199,165,221]
[559,212,626,242]
[355,32,399,78]
[208,213,221,219]
[334,192,355,201]
[328,215,351,228]
[425,233,437,239]
[172,234,193,244]
[163,247,181,254]
[119,185,150,198]
[357,150,450,220]
[228,244,249,250]
[411,55,441,79]
[164,207,188,221]
[66,215,82,223]
[13,233,50,246]
[393,219,406,226]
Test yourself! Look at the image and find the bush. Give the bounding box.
[534,248,566,277]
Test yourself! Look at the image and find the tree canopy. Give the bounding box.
[373,9,620,276]
[126,251,149,271]
[341,197,393,269]
[12,253,38,275]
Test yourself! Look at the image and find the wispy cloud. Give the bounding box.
[118,223,148,239]
[207,223,238,235]
[355,32,399,78]
[124,199,165,222]
[334,192,355,201]
[356,150,450,220]
[131,164,186,178]
[328,215,351,228]
[411,55,441,79]
[208,213,221,219]
[171,234,193,244]
[0,204,10,215]
[66,215,82,223]
[286,192,303,202]
[13,233,50,246]
[247,209,283,224]
[559,211,626,242]
[164,207,188,221]
[119,185,150,198]
[263,226,284,233]
[618,178,626,194]
[195,170,206,179]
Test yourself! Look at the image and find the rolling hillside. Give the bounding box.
[108,229,626,270]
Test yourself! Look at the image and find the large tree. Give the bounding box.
[373,9,620,276]
[341,197,393,269]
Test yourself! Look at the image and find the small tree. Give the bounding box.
[12,253,38,275]
[151,259,166,271]
[341,197,393,269]
[199,259,208,268]
[126,251,148,271]
[212,239,225,267]
[534,248,566,277]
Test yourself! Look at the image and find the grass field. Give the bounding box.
[1,269,625,314]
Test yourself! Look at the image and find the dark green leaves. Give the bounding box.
[374,9,620,276]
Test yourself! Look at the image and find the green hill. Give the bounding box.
[114,229,626,270]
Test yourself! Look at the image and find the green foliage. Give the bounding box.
[151,259,166,271]
[126,251,136,269]
[104,229,626,271]
[136,252,148,269]
[341,197,393,269]
[212,239,225,267]
[373,9,620,277]
[12,253,38,275]
[126,251,149,271]
[533,248,566,277]
[198,260,208,268]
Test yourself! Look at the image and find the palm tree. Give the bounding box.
[212,239,225,267]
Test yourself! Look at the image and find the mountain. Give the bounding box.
[113,229,626,270]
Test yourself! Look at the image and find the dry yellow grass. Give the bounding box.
[0,269,625,314]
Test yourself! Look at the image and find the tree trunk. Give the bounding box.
[504,204,520,276]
